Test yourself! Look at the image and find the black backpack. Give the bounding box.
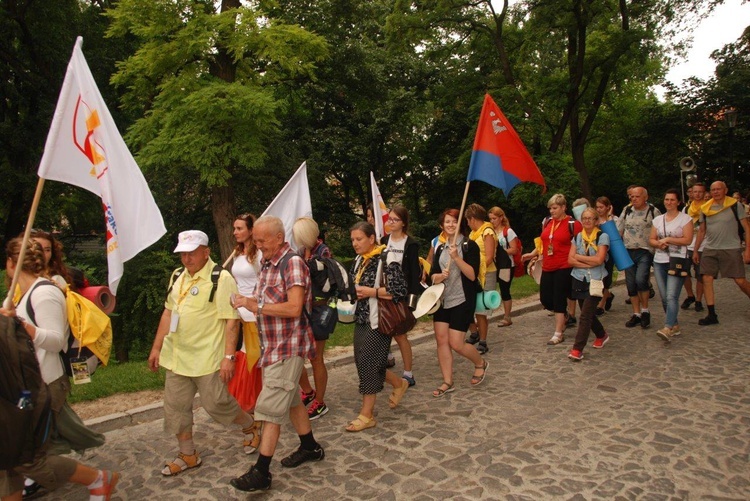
[166,264,223,302]
[0,315,53,469]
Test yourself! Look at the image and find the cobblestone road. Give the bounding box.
[51,277,750,500]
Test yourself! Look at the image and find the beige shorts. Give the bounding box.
[0,454,77,496]
[700,248,746,279]
[254,357,305,424]
[164,370,241,435]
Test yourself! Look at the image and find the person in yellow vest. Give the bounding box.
[464,203,497,355]
[680,182,707,312]
[692,181,750,325]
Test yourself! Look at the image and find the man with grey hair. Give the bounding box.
[618,186,661,328]
[692,181,750,325]
[230,216,324,492]
[149,230,258,476]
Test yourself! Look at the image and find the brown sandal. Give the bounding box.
[499,318,513,327]
[161,451,202,476]
[432,382,455,398]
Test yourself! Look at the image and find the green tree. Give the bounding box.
[107,0,328,260]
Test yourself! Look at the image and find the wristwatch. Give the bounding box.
[257,300,264,316]
[224,354,236,362]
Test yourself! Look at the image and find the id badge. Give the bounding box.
[547,244,554,256]
[170,312,180,332]
[70,356,92,385]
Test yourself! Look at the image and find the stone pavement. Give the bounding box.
[51,276,750,500]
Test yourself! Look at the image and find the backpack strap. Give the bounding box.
[277,251,312,324]
[208,264,222,303]
[568,219,575,237]
[165,268,185,298]
[24,280,58,326]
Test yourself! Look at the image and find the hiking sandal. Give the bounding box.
[498,318,513,327]
[471,360,489,386]
[432,382,455,398]
[161,451,202,476]
[242,421,261,455]
[89,470,120,500]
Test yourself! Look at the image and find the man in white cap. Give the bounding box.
[148,230,259,476]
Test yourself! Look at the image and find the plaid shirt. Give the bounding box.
[255,243,315,367]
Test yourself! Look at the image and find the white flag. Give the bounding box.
[37,37,166,295]
[370,172,389,239]
[262,162,312,248]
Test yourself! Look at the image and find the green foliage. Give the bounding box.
[113,249,177,360]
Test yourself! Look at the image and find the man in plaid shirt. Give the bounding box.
[230,216,325,493]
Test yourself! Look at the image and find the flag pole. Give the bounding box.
[452,181,471,246]
[222,250,237,269]
[3,177,46,309]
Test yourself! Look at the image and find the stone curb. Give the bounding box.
[84,276,622,432]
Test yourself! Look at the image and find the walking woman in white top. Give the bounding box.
[649,189,693,341]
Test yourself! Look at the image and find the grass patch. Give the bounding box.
[68,361,165,404]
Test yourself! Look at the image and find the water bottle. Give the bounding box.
[319,304,333,326]
[17,390,33,410]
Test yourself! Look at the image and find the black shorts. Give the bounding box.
[433,300,474,332]
[540,268,572,313]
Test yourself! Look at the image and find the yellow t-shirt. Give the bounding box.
[160,258,239,377]
[470,222,498,286]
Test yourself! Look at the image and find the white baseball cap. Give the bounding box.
[173,230,209,253]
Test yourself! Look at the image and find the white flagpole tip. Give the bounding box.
[75,36,83,50]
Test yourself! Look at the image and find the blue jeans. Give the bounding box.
[625,249,653,296]
[653,262,686,328]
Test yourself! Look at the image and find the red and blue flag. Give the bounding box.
[467,94,546,195]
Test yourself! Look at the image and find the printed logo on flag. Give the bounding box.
[74,96,119,255]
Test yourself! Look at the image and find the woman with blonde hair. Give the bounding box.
[228,213,263,453]
[522,194,582,345]
[293,217,335,420]
[567,208,610,360]
[488,206,519,327]
[0,238,119,500]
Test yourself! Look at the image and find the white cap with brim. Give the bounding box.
[413,283,445,319]
[174,230,209,253]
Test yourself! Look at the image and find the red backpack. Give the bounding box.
[502,228,524,278]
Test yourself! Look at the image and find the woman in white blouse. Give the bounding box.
[649,189,694,341]
[0,238,119,500]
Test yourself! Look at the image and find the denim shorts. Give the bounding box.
[625,248,653,296]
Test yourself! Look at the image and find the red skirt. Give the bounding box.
[227,321,263,412]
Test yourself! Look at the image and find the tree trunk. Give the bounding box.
[211,184,237,262]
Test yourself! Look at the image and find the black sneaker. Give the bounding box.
[595,307,605,317]
[230,466,272,492]
[386,354,396,368]
[640,311,650,328]
[625,297,632,305]
[565,314,577,327]
[694,301,704,312]
[466,331,480,344]
[649,284,656,299]
[476,341,489,355]
[625,314,641,328]
[300,389,316,407]
[698,314,719,326]
[605,293,615,311]
[280,446,325,468]
[681,296,695,310]
[22,481,42,499]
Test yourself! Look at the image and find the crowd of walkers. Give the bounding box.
[2,180,748,497]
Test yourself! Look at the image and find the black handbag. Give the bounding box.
[663,218,689,277]
[668,256,690,277]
